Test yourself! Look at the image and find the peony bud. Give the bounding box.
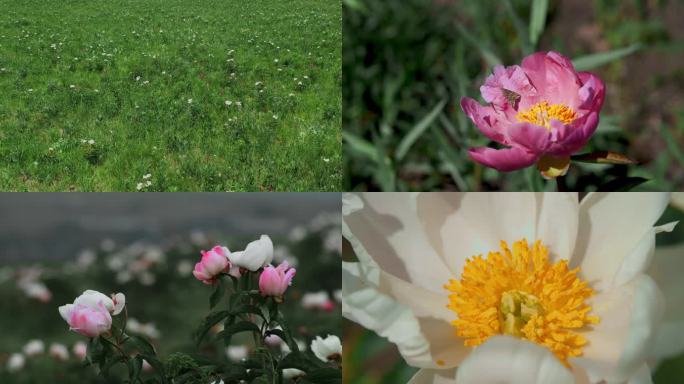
[72,341,87,360]
[258,261,295,299]
[49,343,69,361]
[6,353,25,372]
[58,290,124,337]
[193,246,231,284]
[229,235,273,271]
[310,335,342,362]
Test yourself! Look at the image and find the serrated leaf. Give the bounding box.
[571,151,636,165]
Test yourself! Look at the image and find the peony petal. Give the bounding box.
[408,368,457,384]
[343,193,454,293]
[572,275,663,383]
[505,122,552,154]
[648,241,684,362]
[342,261,469,369]
[460,97,508,144]
[577,72,606,113]
[627,364,653,384]
[612,222,677,287]
[536,192,579,262]
[58,304,73,322]
[572,192,670,290]
[437,193,537,277]
[455,336,574,384]
[468,146,539,172]
[545,112,599,157]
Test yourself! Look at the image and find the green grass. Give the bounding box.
[0,0,341,191]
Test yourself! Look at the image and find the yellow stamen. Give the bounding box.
[516,101,577,130]
[443,239,599,364]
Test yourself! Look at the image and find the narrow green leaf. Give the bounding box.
[661,124,684,170]
[342,0,367,13]
[194,310,230,346]
[395,99,447,161]
[342,131,379,163]
[529,0,548,46]
[596,177,648,192]
[572,44,642,71]
[571,151,636,165]
[455,23,501,67]
[130,335,156,356]
[504,0,532,54]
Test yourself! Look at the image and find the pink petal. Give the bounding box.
[545,112,599,156]
[577,72,605,112]
[468,146,539,172]
[505,122,552,154]
[460,97,508,144]
[521,51,581,106]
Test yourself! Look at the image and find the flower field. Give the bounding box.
[0,0,341,191]
[0,194,341,383]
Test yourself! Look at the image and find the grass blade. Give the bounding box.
[661,124,684,170]
[572,44,642,71]
[455,23,502,67]
[529,0,548,46]
[504,0,532,54]
[343,131,379,163]
[395,99,447,161]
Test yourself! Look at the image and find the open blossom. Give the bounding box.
[230,235,274,271]
[193,246,231,284]
[462,51,605,178]
[58,290,125,337]
[259,261,295,299]
[343,192,679,383]
[310,335,342,362]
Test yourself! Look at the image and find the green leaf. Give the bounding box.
[141,354,168,384]
[343,0,367,13]
[596,177,649,191]
[127,355,143,383]
[661,124,684,170]
[343,131,379,163]
[217,321,261,344]
[209,278,225,309]
[572,44,642,71]
[503,0,532,54]
[304,367,342,383]
[529,0,548,46]
[454,23,501,67]
[194,310,230,346]
[395,99,447,161]
[130,335,156,356]
[571,151,637,165]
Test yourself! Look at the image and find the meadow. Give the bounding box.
[0,0,341,191]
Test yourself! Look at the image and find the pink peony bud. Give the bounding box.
[259,261,296,299]
[193,246,231,284]
[66,303,112,337]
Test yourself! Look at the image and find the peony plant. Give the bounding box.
[58,234,341,383]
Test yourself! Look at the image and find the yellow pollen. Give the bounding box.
[516,101,577,130]
[443,239,599,364]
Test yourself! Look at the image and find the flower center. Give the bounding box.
[516,101,577,130]
[443,239,599,363]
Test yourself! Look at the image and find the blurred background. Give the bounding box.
[0,193,341,383]
[343,0,684,191]
[342,195,684,383]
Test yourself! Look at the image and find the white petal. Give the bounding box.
[111,293,126,315]
[342,193,364,215]
[437,193,572,278]
[612,222,677,286]
[454,336,573,384]
[535,192,579,262]
[408,368,457,384]
[671,192,684,212]
[58,304,73,322]
[626,364,653,384]
[572,274,663,383]
[342,261,468,369]
[573,192,669,289]
[648,242,684,362]
[344,193,453,293]
[76,290,114,312]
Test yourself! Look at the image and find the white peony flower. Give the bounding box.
[23,339,45,356]
[310,335,341,362]
[229,235,274,271]
[226,345,248,362]
[282,368,305,379]
[6,353,25,372]
[342,192,678,383]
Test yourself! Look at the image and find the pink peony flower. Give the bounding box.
[259,261,296,299]
[462,51,605,178]
[66,302,112,337]
[193,246,231,284]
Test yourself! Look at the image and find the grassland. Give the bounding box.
[0,0,341,191]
